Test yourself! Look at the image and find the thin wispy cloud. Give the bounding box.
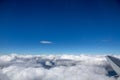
[40,40,53,44]
[101,39,112,42]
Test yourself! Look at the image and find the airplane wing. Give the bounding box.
[106,55,120,76]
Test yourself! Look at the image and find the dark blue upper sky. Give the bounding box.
[0,0,120,54]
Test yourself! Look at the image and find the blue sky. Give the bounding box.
[0,0,120,54]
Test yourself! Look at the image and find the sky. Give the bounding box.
[0,0,120,54]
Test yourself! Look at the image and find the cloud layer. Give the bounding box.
[0,54,118,80]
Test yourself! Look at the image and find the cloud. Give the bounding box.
[102,40,110,42]
[101,39,112,42]
[0,54,118,80]
[40,40,53,44]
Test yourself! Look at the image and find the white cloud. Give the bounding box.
[0,54,118,80]
[40,40,53,44]
[101,39,112,42]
